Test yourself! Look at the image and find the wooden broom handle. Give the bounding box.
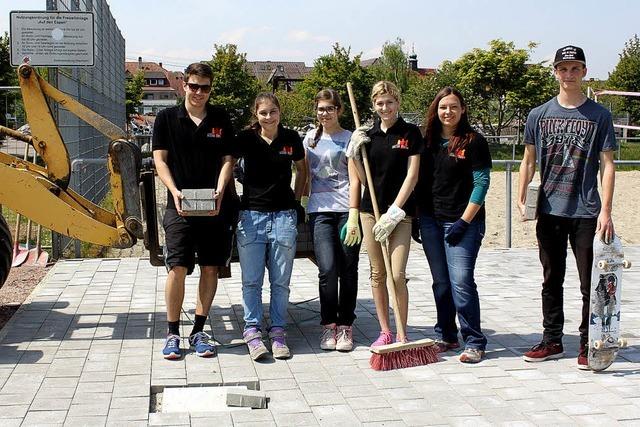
[346,83,406,339]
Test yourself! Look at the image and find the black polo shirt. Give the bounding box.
[361,117,424,216]
[234,125,304,212]
[152,104,235,210]
[431,133,492,222]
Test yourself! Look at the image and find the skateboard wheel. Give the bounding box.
[623,260,631,269]
[618,338,628,348]
[593,340,604,350]
[598,260,608,269]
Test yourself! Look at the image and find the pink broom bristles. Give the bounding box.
[370,345,439,371]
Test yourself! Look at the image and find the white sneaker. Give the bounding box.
[335,325,353,352]
[320,324,336,350]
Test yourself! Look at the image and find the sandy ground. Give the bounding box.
[484,170,640,248]
[0,265,50,330]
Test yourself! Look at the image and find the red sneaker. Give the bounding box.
[523,342,564,362]
[577,344,590,370]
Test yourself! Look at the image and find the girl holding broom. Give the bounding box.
[304,88,361,352]
[346,80,423,347]
[415,87,491,364]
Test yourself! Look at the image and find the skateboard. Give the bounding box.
[588,234,631,371]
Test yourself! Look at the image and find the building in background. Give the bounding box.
[245,61,312,92]
[125,57,185,115]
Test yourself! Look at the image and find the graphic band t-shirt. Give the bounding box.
[303,128,351,213]
[361,117,424,216]
[234,125,305,212]
[524,97,617,218]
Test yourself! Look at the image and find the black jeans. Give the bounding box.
[536,213,597,346]
[309,212,360,326]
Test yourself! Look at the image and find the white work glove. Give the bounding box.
[345,125,372,159]
[372,204,406,242]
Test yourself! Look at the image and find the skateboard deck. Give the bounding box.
[588,234,630,371]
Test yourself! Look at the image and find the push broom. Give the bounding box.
[346,83,438,371]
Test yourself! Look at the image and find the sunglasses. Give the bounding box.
[185,82,212,93]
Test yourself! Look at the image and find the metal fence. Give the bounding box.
[494,160,640,248]
[45,0,125,258]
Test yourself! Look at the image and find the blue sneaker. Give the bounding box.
[163,334,181,359]
[189,331,216,357]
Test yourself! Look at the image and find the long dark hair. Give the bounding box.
[425,87,475,155]
[309,88,343,148]
[249,92,281,131]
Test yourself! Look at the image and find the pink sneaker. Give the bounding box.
[371,331,395,347]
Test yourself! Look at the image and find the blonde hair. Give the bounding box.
[370,80,401,104]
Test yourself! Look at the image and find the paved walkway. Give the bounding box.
[0,245,639,426]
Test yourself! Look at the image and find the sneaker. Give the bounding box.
[243,327,269,361]
[577,344,590,370]
[162,334,181,359]
[522,341,564,362]
[269,327,291,359]
[459,348,485,364]
[189,331,216,357]
[371,331,395,348]
[435,340,461,353]
[335,325,353,352]
[320,324,337,351]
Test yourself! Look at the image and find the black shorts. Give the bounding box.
[163,208,234,275]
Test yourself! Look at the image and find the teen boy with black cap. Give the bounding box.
[153,62,236,359]
[517,46,617,369]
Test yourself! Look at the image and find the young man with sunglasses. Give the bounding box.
[152,62,236,359]
[518,46,617,370]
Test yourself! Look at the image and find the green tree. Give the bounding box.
[370,38,412,93]
[207,44,260,130]
[452,40,556,135]
[0,32,19,129]
[608,34,640,125]
[125,70,144,119]
[403,61,460,123]
[297,43,373,130]
[276,89,313,129]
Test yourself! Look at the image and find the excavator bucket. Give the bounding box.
[11,242,28,267]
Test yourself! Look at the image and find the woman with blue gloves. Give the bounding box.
[415,87,491,364]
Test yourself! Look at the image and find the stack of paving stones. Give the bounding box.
[0,245,639,425]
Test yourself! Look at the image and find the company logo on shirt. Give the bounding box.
[207,127,223,138]
[449,148,466,159]
[279,146,293,156]
[392,138,410,150]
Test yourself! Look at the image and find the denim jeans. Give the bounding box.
[419,214,487,350]
[536,213,597,346]
[308,212,360,326]
[237,209,297,331]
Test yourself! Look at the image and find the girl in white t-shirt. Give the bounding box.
[304,89,360,352]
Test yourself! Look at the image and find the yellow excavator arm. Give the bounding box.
[0,64,151,250]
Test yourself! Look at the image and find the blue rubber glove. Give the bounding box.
[444,219,469,246]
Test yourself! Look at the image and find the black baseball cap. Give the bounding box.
[553,45,586,67]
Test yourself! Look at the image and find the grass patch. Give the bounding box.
[76,190,114,258]
[1,206,53,249]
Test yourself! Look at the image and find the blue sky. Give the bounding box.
[1,0,638,80]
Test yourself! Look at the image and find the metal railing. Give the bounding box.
[494,160,640,248]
